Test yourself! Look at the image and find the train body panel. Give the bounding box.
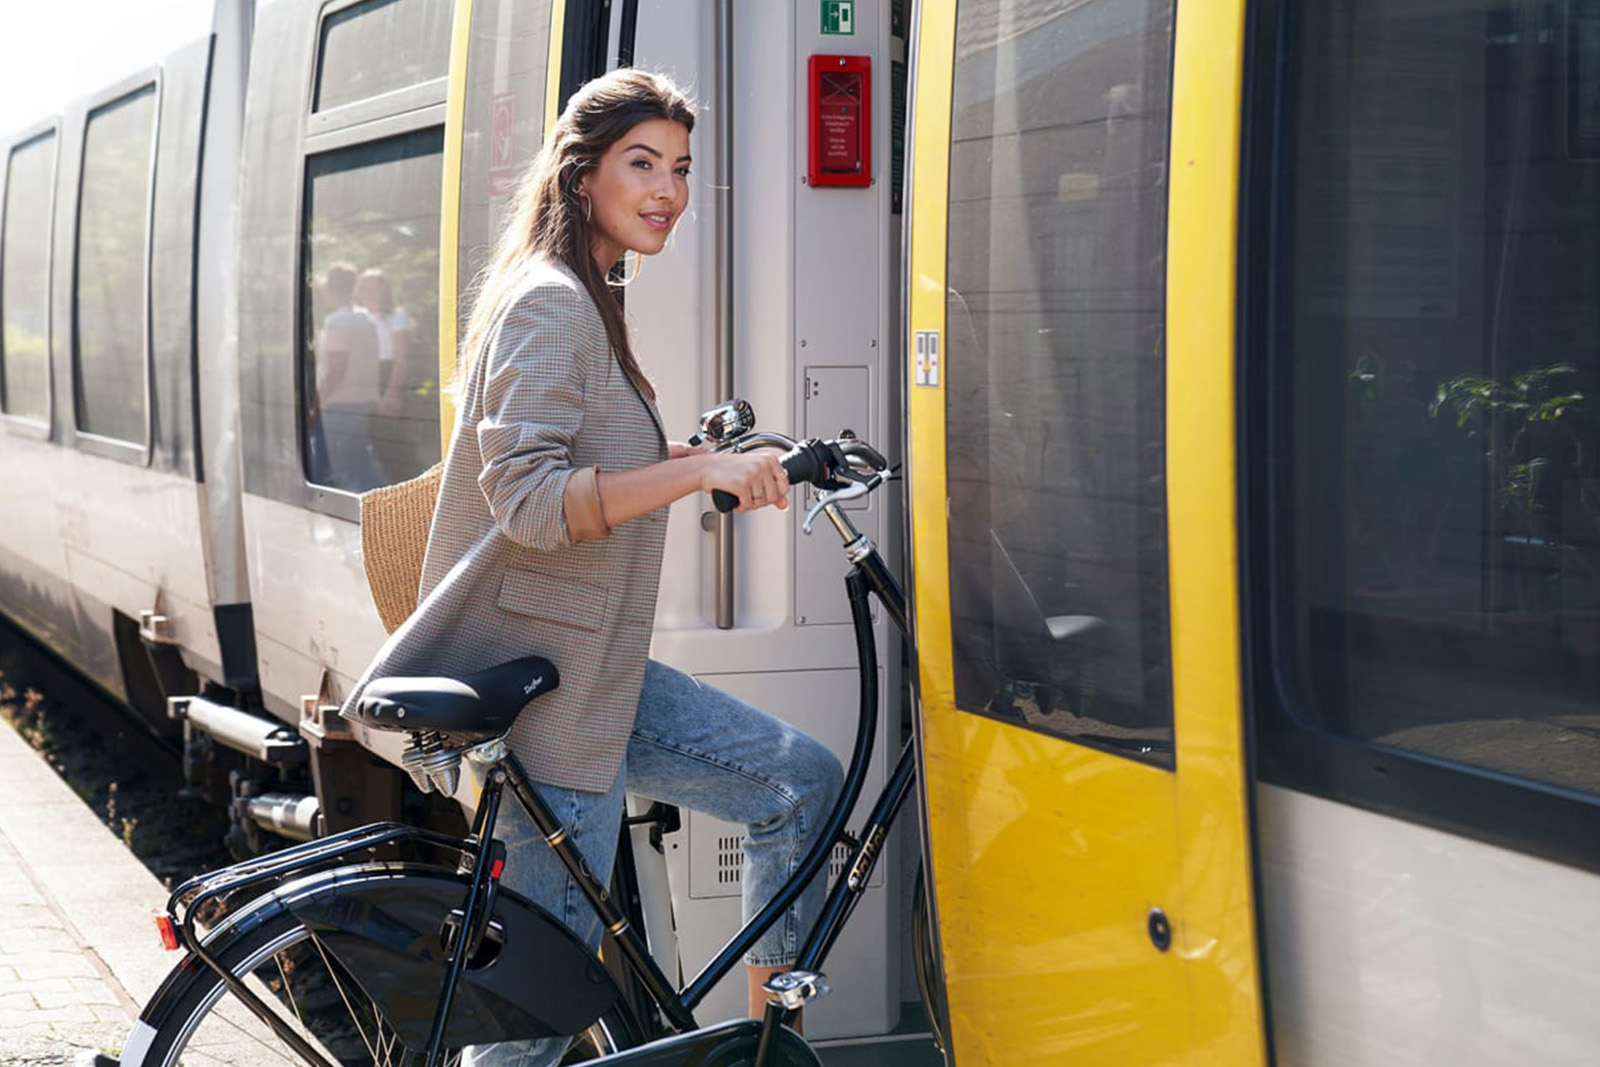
[242,491,382,721]
[1258,785,1600,1066]
[0,438,88,667]
[193,0,256,619]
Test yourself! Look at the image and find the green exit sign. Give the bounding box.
[822,0,855,35]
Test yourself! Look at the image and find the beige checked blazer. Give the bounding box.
[342,258,669,792]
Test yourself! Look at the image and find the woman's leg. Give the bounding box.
[625,660,845,1016]
[463,771,627,1067]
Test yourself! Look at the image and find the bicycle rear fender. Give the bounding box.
[588,1019,822,1067]
[145,863,625,1049]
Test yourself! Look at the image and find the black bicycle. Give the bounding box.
[118,406,930,1067]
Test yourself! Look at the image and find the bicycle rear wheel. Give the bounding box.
[120,898,639,1066]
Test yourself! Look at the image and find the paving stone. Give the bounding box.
[37,986,117,1010]
[24,949,102,980]
[70,975,125,1001]
[25,975,81,996]
[36,1001,102,1026]
[0,988,40,1009]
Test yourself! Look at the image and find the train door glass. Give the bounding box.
[314,0,453,113]
[1,131,54,423]
[443,0,553,447]
[1262,0,1600,852]
[456,0,553,311]
[74,84,156,446]
[301,128,444,493]
[945,0,1175,764]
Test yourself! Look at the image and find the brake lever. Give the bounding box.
[802,481,872,534]
[837,438,889,473]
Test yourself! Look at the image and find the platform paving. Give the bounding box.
[0,716,314,1067]
[0,718,159,1064]
[0,717,305,1067]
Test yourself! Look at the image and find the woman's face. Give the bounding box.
[579,118,691,268]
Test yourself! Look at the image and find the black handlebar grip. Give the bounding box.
[781,446,820,485]
[713,445,823,512]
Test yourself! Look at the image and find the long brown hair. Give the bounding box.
[460,69,695,401]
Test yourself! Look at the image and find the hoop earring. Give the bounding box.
[579,193,593,223]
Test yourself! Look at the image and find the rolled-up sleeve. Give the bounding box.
[475,282,606,550]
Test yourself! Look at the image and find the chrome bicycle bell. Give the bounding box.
[690,398,756,447]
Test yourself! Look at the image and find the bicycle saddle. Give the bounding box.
[348,655,560,735]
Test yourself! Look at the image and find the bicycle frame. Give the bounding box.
[159,484,913,1067]
[469,496,911,1066]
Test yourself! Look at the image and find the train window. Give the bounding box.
[74,84,156,446]
[1,131,55,423]
[943,0,1177,764]
[1273,0,1600,799]
[314,0,452,113]
[301,127,443,494]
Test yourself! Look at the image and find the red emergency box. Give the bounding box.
[808,54,871,188]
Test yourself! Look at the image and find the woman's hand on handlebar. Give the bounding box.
[668,440,706,460]
[699,451,789,512]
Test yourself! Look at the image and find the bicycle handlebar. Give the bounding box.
[710,433,891,514]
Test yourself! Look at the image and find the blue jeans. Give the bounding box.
[463,660,844,1066]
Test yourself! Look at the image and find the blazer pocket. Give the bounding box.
[498,569,610,632]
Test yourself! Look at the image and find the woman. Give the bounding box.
[343,69,843,1062]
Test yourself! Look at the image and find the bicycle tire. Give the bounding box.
[120,873,641,1067]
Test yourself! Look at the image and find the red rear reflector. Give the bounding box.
[152,911,180,951]
[490,858,505,880]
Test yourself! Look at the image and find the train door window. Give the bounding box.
[314,0,452,114]
[74,84,157,448]
[1258,0,1600,858]
[1,130,55,425]
[457,0,553,295]
[301,128,443,493]
[944,0,1177,764]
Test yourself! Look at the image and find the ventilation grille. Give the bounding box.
[687,811,887,899]
[712,834,854,888]
[829,842,850,882]
[717,834,743,885]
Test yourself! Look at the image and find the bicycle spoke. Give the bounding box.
[309,935,381,1062]
[272,952,312,1041]
[156,920,471,1067]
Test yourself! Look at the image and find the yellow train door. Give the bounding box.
[905,1,1267,1062]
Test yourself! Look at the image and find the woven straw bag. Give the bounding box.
[359,462,443,634]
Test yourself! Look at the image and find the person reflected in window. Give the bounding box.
[355,268,414,418]
[315,261,383,490]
